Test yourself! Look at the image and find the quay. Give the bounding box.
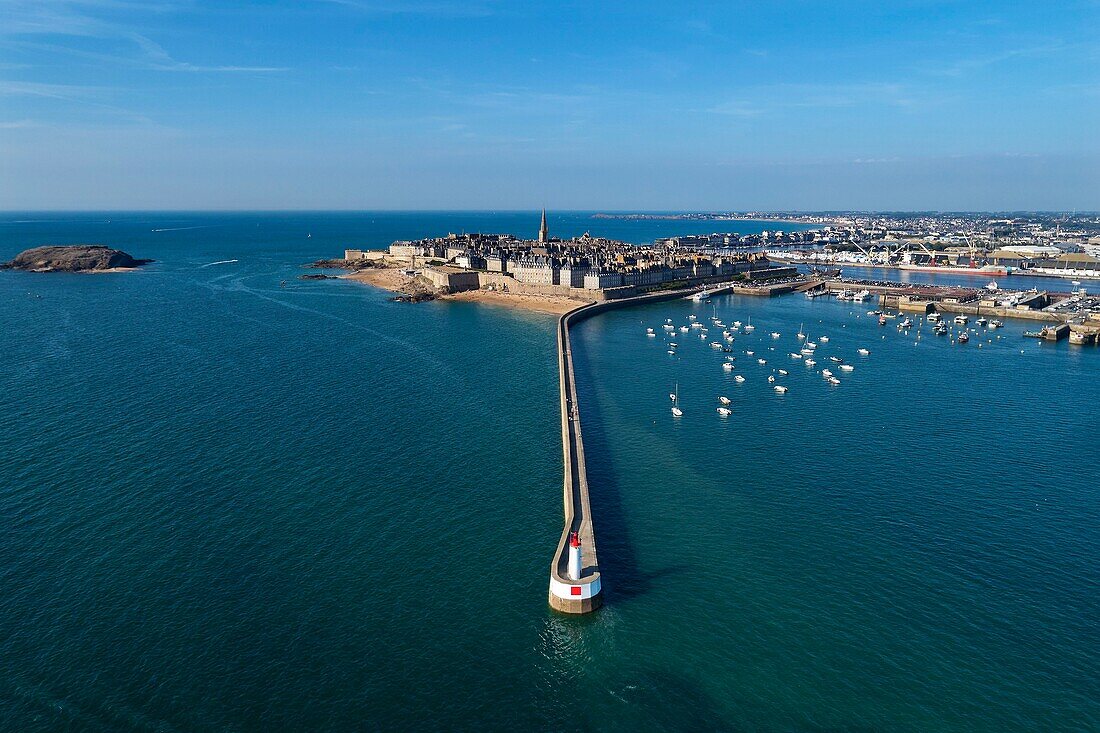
[820,279,1097,324]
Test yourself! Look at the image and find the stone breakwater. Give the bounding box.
[548,284,720,614]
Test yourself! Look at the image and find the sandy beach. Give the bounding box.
[444,288,589,315]
[343,267,412,291]
[343,266,587,314]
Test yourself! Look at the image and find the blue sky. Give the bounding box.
[1,0,1098,210]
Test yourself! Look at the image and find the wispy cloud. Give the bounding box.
[314,0,497,17]
[1,0,288,72]
[923,42,1071,78]
[711,82,924,117]
[0,79,107,100]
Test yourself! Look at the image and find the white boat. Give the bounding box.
[829,356,842,363]
[840,364,854,372]
[797,323,806,340]
[770,332,781,339]
[827,376,841,385]
[986,281,999,291]
[953,315,968,325]
[691,322,703,329]
[757,358,767,365]
[725,335,735,343]
[671,383,683,416]
[819,336,829,343]
[857,348,870,355]
[719,396,731,405]
[743,318,755,333]
[899,318,912,328]
[722,362,734,371]
[680,326,689,333]
[667,350,676,355]
[699,333,707,340]
[732,320,742,328]
[777,369,789,375]
[976,317,988,326]
[646,327,654,333]
[768,375,775,383]
[927,313,941,323]
[805,359,816,366]
[806,341,817,349]
[710,342,723,349]
[663,324,675,330]
[822,369,833,378]
[734,375,745,383]
[717,407,732,416]
[800,348,815,356]
[746,350,754,356]
[773,385,788,393]
[647,332,656,337]
[688,314,697,321]
[790,352,803,359]
[690,287,710,302]
[852,289,870,302]
[989,320,1003,329]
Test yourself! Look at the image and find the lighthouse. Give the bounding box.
[568,530,582,581]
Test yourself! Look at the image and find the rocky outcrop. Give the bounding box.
[2,245,153,272]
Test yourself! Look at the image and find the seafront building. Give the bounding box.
[345,212,790,299]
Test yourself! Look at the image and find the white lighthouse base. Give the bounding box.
[548,574,602,614]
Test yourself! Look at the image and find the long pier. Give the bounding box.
[548,284,750,613]
[547,302,603,613]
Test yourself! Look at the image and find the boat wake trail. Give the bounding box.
[151,225,211,232]
[216,276,451,371]
[199,259,239,268]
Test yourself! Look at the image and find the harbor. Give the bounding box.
[4,212,1098,731]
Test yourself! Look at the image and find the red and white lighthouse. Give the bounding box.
[568,530,582,581]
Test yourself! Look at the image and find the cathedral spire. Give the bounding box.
[538,208,549,244]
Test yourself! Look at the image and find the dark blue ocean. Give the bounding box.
[1,213,1097,731]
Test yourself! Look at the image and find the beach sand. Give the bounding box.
[444,288,589,315]
[343,268,412,291]
[343,267,588,314]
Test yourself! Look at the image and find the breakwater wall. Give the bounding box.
[548,286,710,614]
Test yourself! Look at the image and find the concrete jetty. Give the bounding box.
[548,283,731,613]
[548,302,603,613]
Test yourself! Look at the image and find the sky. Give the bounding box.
[1,0,1098,211]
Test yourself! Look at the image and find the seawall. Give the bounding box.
[548,286,716,613]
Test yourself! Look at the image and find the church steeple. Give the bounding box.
[538,208,549,244]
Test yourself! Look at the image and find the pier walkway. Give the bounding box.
[549,281,768,613]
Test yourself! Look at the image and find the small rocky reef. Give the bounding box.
[2,245,153,272]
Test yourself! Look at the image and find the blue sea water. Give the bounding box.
[1,213,1097,731]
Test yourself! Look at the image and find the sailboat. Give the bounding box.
[743,317,755,333]
[797,323,806,340]
[671,383,683,416]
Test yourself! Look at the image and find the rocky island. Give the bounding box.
[2,245,153,273]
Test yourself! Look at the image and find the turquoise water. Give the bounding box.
[1,213,1097,731]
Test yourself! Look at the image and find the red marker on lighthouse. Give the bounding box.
[568,530,582,581]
